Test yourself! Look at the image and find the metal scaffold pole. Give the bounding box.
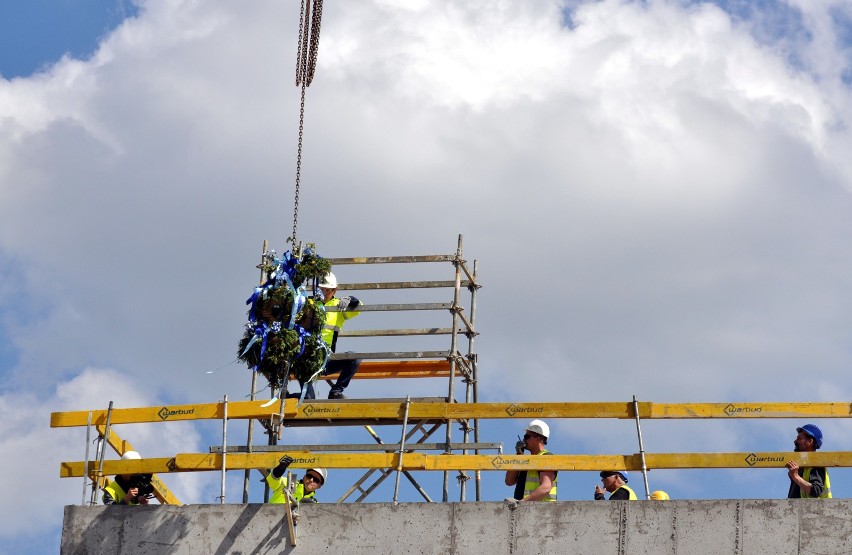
[633,395,651,499]
[243,240,268,503]
[443,234,463,502]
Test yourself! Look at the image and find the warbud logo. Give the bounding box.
[744,453,784,467]
[505,404,544,417]
[302,405,341,417]
[158,407,196,420]
[491,455,531,470]
[291,457,318,465]
[723,404,763,417]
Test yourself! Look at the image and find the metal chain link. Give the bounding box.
[291,0,323,248]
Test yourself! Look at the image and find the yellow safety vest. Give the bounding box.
[523,450,558,502]
[801,468,832,499]
[266,474,316,504]
[103,479,141,505]
[613,484,638,500]
[321,297,360,349]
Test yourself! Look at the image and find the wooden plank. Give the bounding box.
[320,360,451,381]
[96,425,181,505]
[59,451,852,477]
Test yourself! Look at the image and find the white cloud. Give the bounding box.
[1,0,852,550]
[0,368,208,541]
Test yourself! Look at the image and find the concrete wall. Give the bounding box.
[62,499,852,555]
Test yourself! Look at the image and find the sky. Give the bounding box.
[1,0,852,552]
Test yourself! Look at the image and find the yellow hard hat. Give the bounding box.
[650,490,670,500]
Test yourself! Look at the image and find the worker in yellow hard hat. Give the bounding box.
[650,490,670,500]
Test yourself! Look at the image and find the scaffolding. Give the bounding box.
[241,234,489,502]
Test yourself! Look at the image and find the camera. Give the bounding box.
[129,473,154,497]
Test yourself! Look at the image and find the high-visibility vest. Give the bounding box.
[322,297,360,351]
[613,484,638,500]
[523,450,558,502]
[103,479,141,505]
[266,474,317,504]
[801,468,832,499]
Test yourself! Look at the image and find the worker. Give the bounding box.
[266,455,326,504]
[786,424,831,498]
[649,490,670,500]
[306,272,361,399]
[595,471,637,500]
[102,451,153,505]
[504,420,558,502]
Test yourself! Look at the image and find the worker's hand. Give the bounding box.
[126,487,140,504]
[595,485,604,495]
[786,460,799,479]
[137,494,150,505]
[515,440,525,455]
[279,455,294,469]
[348,296,360,309]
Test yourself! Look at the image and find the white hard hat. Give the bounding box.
[307,468,327,484]
[121,451,141,460]
[319,273,337,289]
[525,420,550,439]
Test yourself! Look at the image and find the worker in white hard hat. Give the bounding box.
[300,272,361,400]
[595,470,637,500]
[266,455,326,504]
[102,451,153,505]
[504,419,558,502]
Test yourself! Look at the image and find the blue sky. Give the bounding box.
[2,0,852,553]
[0,0,138,78]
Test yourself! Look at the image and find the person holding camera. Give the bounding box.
[102,451,154,506]
[266,455,326,504]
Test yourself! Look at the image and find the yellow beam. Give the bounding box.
[51,400,852,428]
[51,399,297,427]
[647,402,852,419]
[60,451,852,477]
[61,457,177,478]
[95,425,181,505]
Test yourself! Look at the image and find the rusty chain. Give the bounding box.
[291,0,323,248]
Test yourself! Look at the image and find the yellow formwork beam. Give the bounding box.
[95,425,181,505]
[51,400,852,428]
[60,451,852,478]
[62,457,177,478]
[51,399,296,427]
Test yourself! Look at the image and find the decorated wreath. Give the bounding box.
[237,245,332,393]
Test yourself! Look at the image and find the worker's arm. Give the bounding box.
[787,463,825,498]
[522,471,555,502]
[504,470,519,486]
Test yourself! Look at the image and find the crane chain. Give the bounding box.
[291,0,324,248]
